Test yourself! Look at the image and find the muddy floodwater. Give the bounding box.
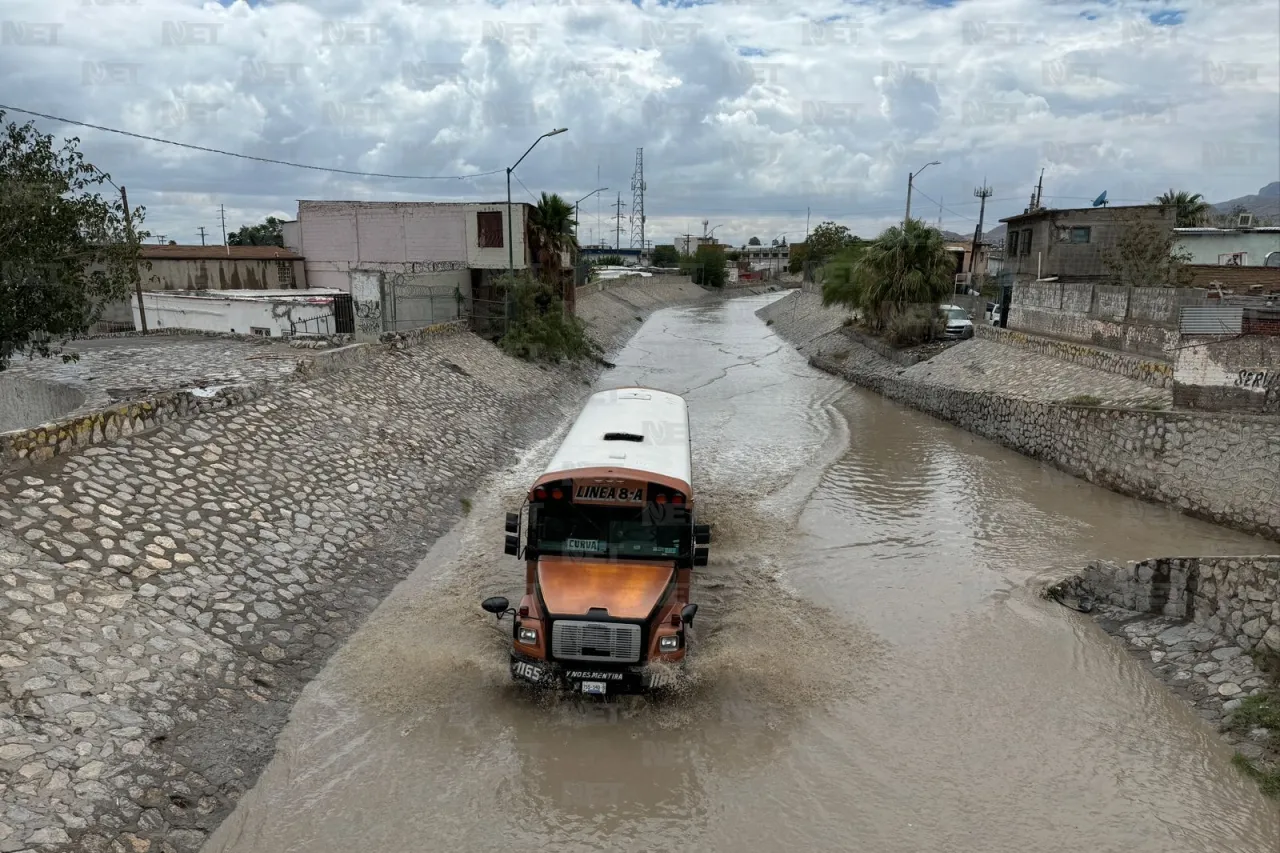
[203,294,1280,853]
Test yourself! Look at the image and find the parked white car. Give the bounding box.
[941,304,975,339]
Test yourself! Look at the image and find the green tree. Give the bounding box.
[496,271,600,364]
[528,192,578,284]
[1102,213,1194,288]
[1154,189,1212,227]
[228,216,285,246]
[650,244,679,266]
[822,219,952,332]
[788,243,808,274]
[679,244,727,288]
[748,236,761,246]
[805,220,854,263]
[1,111,149,370]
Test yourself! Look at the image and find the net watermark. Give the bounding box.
[961,101,1020,126]
[878,140,945,167]
[640,100,707,125]
[960,22,1022,46]
[1202,61,1264,86]
[153,100,222,130]
[401,61,464,87]
[800,21,858,46]
[481,22,540,46]
[1120,100,1177,125]
[82,61,142,86]
[640,22,701,47]
[1,22,63,46]
[725,141,784,168]
[1041,60,1102,85]
[881,62,941,84]
[482,100,542,129]
[321,22,384,46]
[321,101,391,128]
[160,22,222,47]
[241,61,305,86]
[1120,20,1178,47]
[1042,141,1104,168]
[800,101,862,127]
[1202,141,1271,169]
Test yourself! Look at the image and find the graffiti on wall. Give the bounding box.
[355,299,382,335]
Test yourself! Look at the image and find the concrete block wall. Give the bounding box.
[1008,281,1208,359]
[1048,557,1280,654]
[1174,334,1280,413]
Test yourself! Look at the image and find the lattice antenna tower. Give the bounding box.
[630,148,646,250]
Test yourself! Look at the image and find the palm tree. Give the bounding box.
[1155,189,1211,227]
[823,219,952,331]
[528,192,578,284]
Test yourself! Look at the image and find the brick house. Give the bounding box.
[998,204,1177,286]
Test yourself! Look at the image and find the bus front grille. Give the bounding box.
[551,621,642,664]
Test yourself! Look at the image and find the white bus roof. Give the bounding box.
[541,387,692,489]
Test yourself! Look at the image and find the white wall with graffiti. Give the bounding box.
[130,290,342,338]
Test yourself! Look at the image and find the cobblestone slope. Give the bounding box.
[0,280,711,853]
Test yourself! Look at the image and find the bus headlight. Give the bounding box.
[658,635,680,653]
[517,626,538,645]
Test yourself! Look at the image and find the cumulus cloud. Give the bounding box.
[0,0,1275,247]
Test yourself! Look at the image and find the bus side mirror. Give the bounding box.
[693,546,709,567]
[482,596,510,616]
[504,535,519,557]
[694,524,711,545]
[681,603,698,626]
[505,512,519,534]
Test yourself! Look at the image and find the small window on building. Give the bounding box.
[1020,229,1033,255]
[1069,227,1091,244]
[276,260,294,287]
[1008,231,1019,256]
[477,211,504,249]
[250,327,271,337]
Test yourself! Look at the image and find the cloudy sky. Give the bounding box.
[1,0,1277,249]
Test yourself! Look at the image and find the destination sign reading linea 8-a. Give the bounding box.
[572,481,646,504]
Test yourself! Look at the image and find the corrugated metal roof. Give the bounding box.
[139,245,303,260]
[1180,305,1243,334]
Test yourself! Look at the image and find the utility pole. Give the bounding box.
[121,186,147,333]
[219,204,229,254]
[612,193,626,251]
[197,226,207,246]
[970,181,993,274]
[805,207,810,243]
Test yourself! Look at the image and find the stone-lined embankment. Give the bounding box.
[1047,557,1280,778]
[760,291,1280,542]
[0,278,712,852]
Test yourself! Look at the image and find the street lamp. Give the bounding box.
[507,127,568,274]
[573,188,608,244]
[904,160,941,226]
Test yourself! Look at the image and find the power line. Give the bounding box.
[512,173,538,204]
[0,103,504,181]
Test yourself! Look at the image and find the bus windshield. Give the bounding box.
[532,502,689,561]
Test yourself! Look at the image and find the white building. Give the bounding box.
[283,200,537,340]
[1174,227,1280,267]
[740,244,790,274]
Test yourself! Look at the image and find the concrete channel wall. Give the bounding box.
[0,277,713,852]
[761,291,1280,542]
[1048,556,1280,654]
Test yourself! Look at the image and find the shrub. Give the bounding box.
[883,305,943,348]
[495,273,601,364]
[680,244,727,288]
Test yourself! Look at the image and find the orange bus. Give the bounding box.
[481,387,710,695]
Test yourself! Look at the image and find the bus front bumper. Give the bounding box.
[510,653,679,694]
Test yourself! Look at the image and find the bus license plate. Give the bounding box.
[581,681,607,695]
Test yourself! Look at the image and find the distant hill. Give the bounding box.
[1211,181,1280,223]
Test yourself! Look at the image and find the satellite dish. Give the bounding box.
[1091,191,1108,208]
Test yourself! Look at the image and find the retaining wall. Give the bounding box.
[810,343,1280,540]
[1009,281,1208,359]
[974,324,1173,389]
[1048,557,1280,654]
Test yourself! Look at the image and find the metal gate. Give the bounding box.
[381,275,463,333]
[331,293,355,334]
